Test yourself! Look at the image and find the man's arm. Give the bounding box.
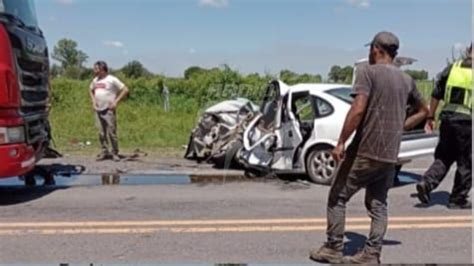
[424,98,440,133]
[404,82,429,131]
[404,98,429,130]
[109,85,129,110]
[332,94,368,162]
[89,83,97,110]
[423,65,450,133]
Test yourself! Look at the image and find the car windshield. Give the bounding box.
[326,87,353,104]
[0,0,39,29]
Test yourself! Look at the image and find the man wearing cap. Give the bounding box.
[309,32,428,264]
[416,44,472,209]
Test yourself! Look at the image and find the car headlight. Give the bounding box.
[0,126,26,145]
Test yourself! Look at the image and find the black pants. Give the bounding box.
[327,155,395,254]
[423,119,472,203]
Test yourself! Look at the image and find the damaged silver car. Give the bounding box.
[185,98,259,168]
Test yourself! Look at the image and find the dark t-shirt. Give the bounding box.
[351,64,424,163]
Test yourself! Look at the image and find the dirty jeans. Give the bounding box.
[422,119,472,203]
[326,155,395,254]
[95,109,119,155]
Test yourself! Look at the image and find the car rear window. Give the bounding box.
[326,88,353,104]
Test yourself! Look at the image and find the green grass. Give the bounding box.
[49,78,200,155]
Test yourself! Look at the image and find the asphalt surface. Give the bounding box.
[0,157,471,264]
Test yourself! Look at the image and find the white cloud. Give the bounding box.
[347,0,370,9]
[189,48,197,54]
[54,0,73,5]
[49,16,57,22]
[103,41,124,48]
[199,0,229,8]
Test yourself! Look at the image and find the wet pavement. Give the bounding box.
[0,170,421,189]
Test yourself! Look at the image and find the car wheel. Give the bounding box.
[306,146,337,185]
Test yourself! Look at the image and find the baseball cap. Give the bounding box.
[365,31,399,56]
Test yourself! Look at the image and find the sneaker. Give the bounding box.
[342,248,381,264]
[112,154,121,162]
[447,200,472,209]
[309,243,343,264]
[416,182,431,204]
[96,152,109,161]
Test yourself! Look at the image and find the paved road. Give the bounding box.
[0,158,471,264]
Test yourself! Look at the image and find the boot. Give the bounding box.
[416,181,431,204]
[342,248,381,264]
[309,243,343,264]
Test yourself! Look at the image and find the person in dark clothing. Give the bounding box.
[416,45,472,209]
[309,32,428,264]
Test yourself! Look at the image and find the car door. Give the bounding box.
[240,81,281,168]
[271,91,311,170]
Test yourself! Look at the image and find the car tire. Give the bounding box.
[306,145,337,185]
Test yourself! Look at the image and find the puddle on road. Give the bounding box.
[0,174,191,187]
[0,173,254,188]
[0,170,419,189]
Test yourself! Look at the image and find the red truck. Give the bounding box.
[0,0,52,180]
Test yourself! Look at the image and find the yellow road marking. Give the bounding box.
[0,222,470,236]
[0,215,471,228]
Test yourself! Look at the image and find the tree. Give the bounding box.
[120,60,151,78]
[328,65,342,82]
[405,69,429,81]
[328,65,353,84]
[280,69,322,85]
[49,64,62,78]
[52,39,88,69]
[184,66,206,79]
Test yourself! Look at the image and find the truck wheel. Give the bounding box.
[306,146,337,185]
[24,174,37,186]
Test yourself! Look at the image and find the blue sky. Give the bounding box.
[36,0,472,78]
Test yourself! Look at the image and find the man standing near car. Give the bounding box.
[90,61,129,162]
[309,32,428,264]
[416,44,472,209]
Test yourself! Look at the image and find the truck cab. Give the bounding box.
[0,0,51,178]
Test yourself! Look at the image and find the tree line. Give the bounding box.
[50,38,432,107]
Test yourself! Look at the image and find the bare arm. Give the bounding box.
[424,98,440,133]
[404,98,429,130]
[332,94,368,162]
[109,86,129,110]
[89,89,97,110]
[114,86,129,106]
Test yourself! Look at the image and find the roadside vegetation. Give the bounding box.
[48,38,435,156]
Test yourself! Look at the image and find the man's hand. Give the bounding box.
[424,119,434,134]
[108,102,117,111]
[92,101,98,111]
[332,142,345,163]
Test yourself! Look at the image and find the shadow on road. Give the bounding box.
[393,171,422,188]
[0,187,67,206]
[412,191,451,208]
[0,164,85,206]
[344,232,402,255]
